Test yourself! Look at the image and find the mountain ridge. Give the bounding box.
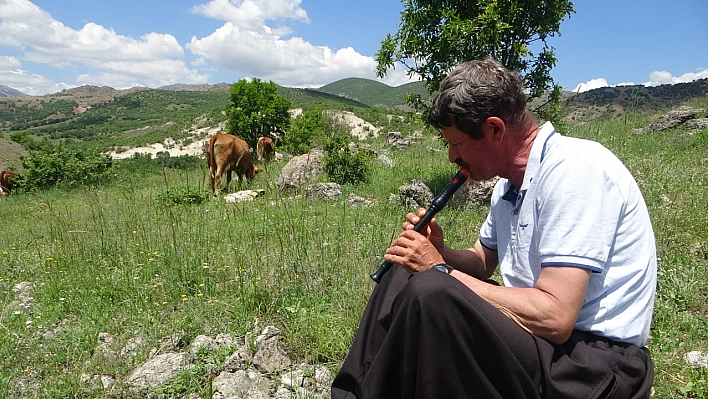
[2,77,707,116]
[0,84,29,98]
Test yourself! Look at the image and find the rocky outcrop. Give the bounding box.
[11,323,333,398]
[630,107,708,134]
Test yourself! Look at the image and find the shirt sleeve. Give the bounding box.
[534,155,626,272]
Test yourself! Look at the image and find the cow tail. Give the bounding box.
[206,138,216,174]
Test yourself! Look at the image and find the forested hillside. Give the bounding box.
[1,78,707,155]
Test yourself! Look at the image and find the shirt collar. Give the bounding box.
[520,121,557,192]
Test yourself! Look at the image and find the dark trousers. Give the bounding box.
[332,265,653,399]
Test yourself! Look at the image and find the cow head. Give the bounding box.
[0,170,15,194]
[249,165,260,180]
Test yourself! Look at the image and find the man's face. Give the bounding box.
[441,125,497,182]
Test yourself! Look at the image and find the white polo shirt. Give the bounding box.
[479,122,657,347]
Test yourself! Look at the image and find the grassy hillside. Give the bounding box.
[0,88,229,153]
[0,107,707,397]
[0,136,26,171]
[316,77,429,108]
[276,85,370,109]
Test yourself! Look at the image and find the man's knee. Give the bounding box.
[397,269,457,308]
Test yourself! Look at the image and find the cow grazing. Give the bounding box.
[0,170,15,196]
[205,134,260,196]
[256,136,276,163]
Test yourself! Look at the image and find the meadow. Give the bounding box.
[1,110,707,398]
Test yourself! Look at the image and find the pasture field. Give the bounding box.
[1,113,707,398]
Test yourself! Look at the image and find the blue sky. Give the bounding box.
[0,0,706,96]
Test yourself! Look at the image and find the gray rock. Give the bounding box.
[307,182,342,199]
[126,352,194,391]
[277,153,323,191]
[645,109,704,132]
[212,369,270,399]
[685,351,708,369]
[396,179,434,209]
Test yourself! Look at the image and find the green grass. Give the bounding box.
[1,113,707,397]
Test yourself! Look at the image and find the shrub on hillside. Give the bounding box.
[322,127,371,185]
[15,147,113,192]
[155,151,203,170]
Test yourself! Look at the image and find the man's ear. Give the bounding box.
[485,117,506,142]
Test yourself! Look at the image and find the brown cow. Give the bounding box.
[256,136,275,163]
[205,134,259,196]
[0,170,15,196]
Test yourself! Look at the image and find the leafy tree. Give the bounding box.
[375,0,574,120]
[226,78,292,149]
[280,108,326,155]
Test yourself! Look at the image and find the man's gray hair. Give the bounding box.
[427,58,529,139]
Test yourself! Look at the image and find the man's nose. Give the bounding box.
[448,146,459,164]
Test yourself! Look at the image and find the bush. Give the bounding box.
[155,152,203,170]
[15,147,113,192]
[158,185,210,206]
[322,127,371,185]
[280,109,325,155]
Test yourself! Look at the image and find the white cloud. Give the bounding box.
[0,67,72,95]
[0,55,70,95]
[0,0,207,94]
[0,55,21,69]
[644,68,708,86]
[190,0,309,32]
[187,1,415,88]
[573,68,708,94]
[572,78,609,93]
[75,60,209,89]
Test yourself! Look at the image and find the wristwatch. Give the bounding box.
[432,263,454,275]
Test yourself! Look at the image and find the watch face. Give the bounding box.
[433,264,452,274]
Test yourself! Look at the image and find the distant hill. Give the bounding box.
[316,78,429,109]
[0,84,28,98]
[560,78,708,122]
[2,77,707,149]
[277,85,370,109]
[564,79,708,110]
[158,83,232,92]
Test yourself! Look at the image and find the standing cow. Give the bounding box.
[205,134,259,196]
[256,136,276,163]
[0,170,15,196]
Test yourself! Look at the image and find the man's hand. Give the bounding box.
[384,208,446,273]
[403,208,445,249]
